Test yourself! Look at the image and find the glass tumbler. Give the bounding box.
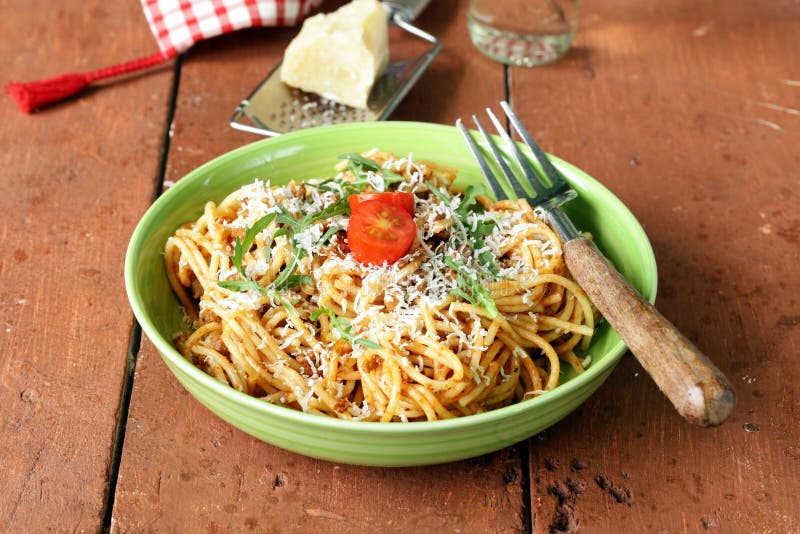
[467,0,581,67]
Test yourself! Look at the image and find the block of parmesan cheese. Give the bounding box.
[280,0,389,109]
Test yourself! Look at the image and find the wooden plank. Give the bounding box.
[111,1,522,531]
[0,1,174,531]
[507,1,800,531]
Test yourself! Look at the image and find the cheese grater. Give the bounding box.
[230,0,438,137]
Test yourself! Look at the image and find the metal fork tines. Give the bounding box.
[456,101,580,241]
[457,102,737,428]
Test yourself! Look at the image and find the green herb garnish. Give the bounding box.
[425,181,503,316]
[444,256,499,319]
[338,153,405,190]
[339,153,404,181]
[229,213,276,278]
[310,307,381,349]
[454,184,482,219]
[219,213,277,294]
[426,180,452,204]
[216,212,301,318]
[426,181,501,277]
[220,202,345,303]
[217,279,264,293]
[307,201,350,226]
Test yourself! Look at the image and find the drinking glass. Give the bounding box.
[467,0,581,67]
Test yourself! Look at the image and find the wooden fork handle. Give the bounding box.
[564,236,736,426]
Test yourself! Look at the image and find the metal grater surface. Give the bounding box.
[231,1,439,137]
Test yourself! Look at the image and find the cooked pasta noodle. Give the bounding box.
[165,150,596,421]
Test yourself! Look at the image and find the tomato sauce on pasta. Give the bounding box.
[165,150,596,421]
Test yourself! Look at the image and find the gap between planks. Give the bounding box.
[100,56,183,534]
[97,58,532,533]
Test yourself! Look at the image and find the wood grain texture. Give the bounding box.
[564,236,735,426]
[0,0,173,531]
[114,340,525,532]
[508,0,800,531]
[3,0,795,531]
[111,1,521,531]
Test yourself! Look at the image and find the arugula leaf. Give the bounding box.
[220,212,279,292]
[218,279,267,293]
[220,204,345,316]
[230,213,276,278]
[477,248,499,276]
[427,182,488,226]
[470,220,500,275]
[358,339,381,350]
[216,280,299,319]
[305,177,340,193]
[221,161,394,318]
[281,273,313,289]
[251,206,345,291]
[317,225,343,248]
[455,184,484,219]
[306,201,349,226]
[340,153,395,176]
[310,307,381,349]
[275,199,347,237]
[274,206,303,232]
[271,255,300,290]
[339,153,382,172]
[425,180,451,204]
[444,256,499,318]
[428,182,502,276]
[309,174,364,199]
[272,291,300,319]
[263,227,293,262]
[470,218,496,239]
[473,286,499,319]
[457,186,500,273]
[220,210,302,290]
[339,153,405,187]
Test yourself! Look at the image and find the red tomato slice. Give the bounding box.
[347,199,416,265]
[348,192,415,215]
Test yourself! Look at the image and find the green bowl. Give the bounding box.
[125,122,657,466]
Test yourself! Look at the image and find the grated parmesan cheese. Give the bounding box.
[184,151,579,419]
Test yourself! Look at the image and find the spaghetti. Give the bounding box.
[165,150,596,421]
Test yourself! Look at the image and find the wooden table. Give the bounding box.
[2,1,798,531]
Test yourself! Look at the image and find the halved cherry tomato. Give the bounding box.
[348,192,415,215]
[347,199,416,265]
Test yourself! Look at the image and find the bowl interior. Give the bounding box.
[125,121,657,465]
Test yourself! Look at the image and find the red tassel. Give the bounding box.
[6,51,170,114]
[6,73,91,114]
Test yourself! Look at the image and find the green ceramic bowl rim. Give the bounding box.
[125,121,658,435]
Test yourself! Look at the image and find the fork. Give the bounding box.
[457,101,735,427]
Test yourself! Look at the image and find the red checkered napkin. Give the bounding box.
[143,0,322,58]
[7,0,323,113]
